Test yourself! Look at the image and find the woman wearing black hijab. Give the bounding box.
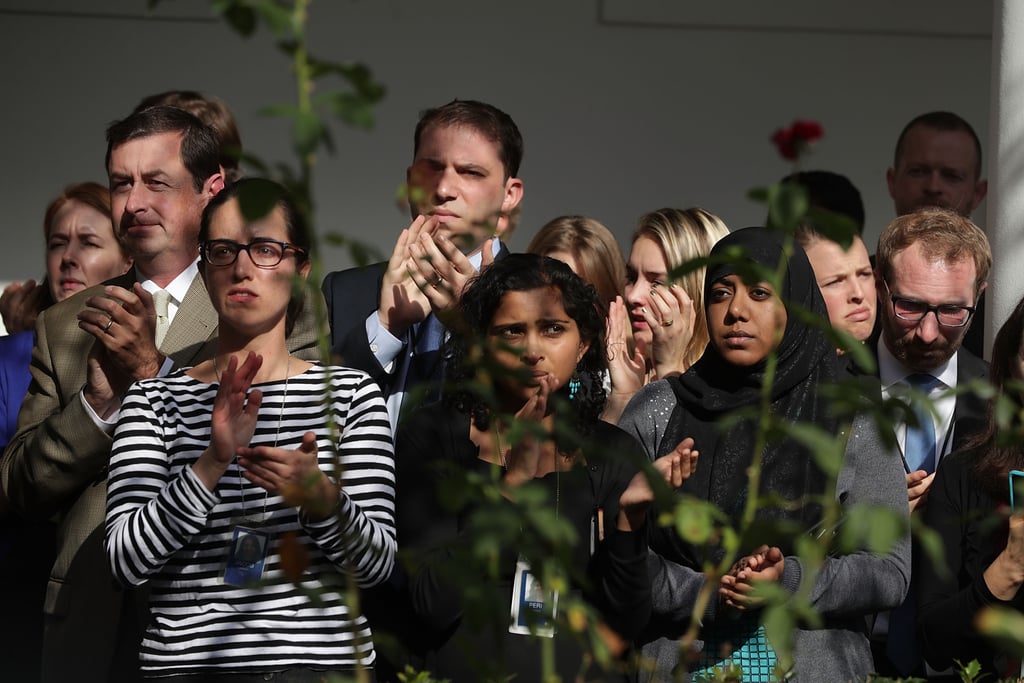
[619,227,911,682]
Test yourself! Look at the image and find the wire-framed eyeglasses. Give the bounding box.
[201,239,306,269]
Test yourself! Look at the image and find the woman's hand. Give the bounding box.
[719,545,785,610]
[239,431,339,521]
[193,352,263,491]
[617,437,699,531]
[502,376,555,488]
[983,512,1024,600]
[647,284,696,379]
[603,297,646,423]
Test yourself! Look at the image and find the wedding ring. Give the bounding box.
[661,319,675,328]
[431,274,444,287]
[104,318,114,332]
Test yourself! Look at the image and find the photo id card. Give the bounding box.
[222,525,270,587]
[509,555,556,638]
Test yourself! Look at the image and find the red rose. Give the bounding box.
[771,119,824,161]
[771,127,798,161]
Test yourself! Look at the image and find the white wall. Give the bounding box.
[0,0,993,281]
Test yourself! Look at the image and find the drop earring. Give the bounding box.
[568,372,581,400]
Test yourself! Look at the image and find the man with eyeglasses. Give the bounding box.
[0,106,318,682]
[870,206,991,680]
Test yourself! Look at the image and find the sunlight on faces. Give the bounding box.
[108,131,216,266]
[406,124,522,254]
[706,276,787,367]
[46,200,131,302]
[487,286,589,408]
[803,236,876,343]
[887,127,986,217]
[624,236,669,357]
[877,242,980,373]
[200,198,310,338]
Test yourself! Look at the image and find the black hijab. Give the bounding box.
[655,227,838,564]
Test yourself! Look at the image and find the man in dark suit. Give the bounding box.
[0,106,317,682]
[322,99,524,430]
[870,207,991,679]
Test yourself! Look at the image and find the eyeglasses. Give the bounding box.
[885,283,976,328]
[201,239,306,269]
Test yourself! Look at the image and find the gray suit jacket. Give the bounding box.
[0,270,319,682]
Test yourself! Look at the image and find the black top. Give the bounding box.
[393,402,650,682]
[918,448,1024,677]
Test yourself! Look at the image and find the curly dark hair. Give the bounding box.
[445,253,607,451]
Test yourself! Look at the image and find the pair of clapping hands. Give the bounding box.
[378,215,494,338]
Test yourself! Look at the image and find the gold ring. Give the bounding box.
[661,319,675,328]
[104,318,114,332]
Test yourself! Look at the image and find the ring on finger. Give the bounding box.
[104,317,114,333]
[431,273,444,287]
[661,319,675,328]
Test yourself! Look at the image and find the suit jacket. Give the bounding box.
[0,270,319,682]
[321,242,509,392]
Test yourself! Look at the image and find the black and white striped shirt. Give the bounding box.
[105,365,395,675]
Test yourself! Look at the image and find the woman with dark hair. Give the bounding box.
[619,227,910,682]
[394,253,692,682]
[917,296,1024,678]
[105,179,396,679]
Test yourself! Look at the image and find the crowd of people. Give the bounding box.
[0,92,1020,683]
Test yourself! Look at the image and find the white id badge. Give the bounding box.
[509,554,556,638]
[222,525,270,586]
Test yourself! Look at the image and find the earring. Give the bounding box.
[568,372,581,400]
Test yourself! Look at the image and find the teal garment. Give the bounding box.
[691,612,778,683]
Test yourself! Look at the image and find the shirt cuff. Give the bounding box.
[365,311,404,371]
[79,390,119,434]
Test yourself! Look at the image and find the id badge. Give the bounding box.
[509,554,556,638]
[222,525,270,587]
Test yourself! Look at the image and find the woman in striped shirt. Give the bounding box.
[105,179,396,681]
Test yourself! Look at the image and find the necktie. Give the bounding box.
[153,289,171,348]
[406,314,446,403]
[904,372,942,474]
[886,371,943,676]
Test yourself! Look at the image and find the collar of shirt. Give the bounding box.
[877,340,958,394]
[137,259,199,324]
[467,237,500,270]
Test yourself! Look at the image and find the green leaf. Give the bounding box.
[747,186,770,203]
[976,606,1024,657]
[235,177,283,221]
[216,2,258,37]
[250,0,295,38]
[804,206,859,249]
[778,420,844,477]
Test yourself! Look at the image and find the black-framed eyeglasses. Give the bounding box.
[884,282,975,328]
[201,239,306,269]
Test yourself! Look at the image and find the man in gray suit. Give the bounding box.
[1,105,316,682]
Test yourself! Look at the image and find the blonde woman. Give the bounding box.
[604,207,729,423]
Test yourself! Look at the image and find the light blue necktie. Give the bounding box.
[903,372,942,474]
[887,371,942,676]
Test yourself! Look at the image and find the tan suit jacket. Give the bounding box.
[1,270,320,682]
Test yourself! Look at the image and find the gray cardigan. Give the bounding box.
[619,380,911,682]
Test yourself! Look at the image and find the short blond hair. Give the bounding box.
[876,207,991,292]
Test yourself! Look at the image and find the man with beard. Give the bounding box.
[870,207,991,680]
